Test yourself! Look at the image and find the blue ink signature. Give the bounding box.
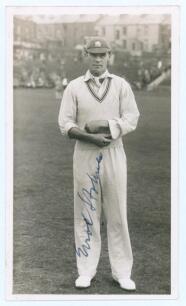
[77,153,103,211]
[75,209,93,257]
[76,152,103,257]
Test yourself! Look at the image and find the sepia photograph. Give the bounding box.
[5,5,179,300]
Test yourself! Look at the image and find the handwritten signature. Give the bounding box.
[75,152,103,257]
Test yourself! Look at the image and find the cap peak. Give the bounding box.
[86,37,111,54]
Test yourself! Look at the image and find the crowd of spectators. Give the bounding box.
[134,59,169,89]
[13,48,170,95]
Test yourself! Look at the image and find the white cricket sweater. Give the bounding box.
[58,71,140,151]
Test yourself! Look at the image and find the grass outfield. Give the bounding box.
[13,86,171,295]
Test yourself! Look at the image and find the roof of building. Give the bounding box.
[14,14,171,26]
[95,15,120,25]
[31,14,100,24]
[76,14,101,23]
[96,14,171,26]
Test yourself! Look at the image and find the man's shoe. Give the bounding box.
[118,278,136,291]
[75,276,91,288]
[113,275,136,291]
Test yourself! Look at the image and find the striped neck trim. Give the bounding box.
[86,77,112,103]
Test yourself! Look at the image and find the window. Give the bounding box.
[115,30,120,40]
[24,27,29,41]
[16,25,21,35]
[140,41,144,51]
[123,26,127,35]
[102,27,105,36]
[144,25,148,35]
[74,27,77,38]
[56,29,61,39]
[144,39,149,51]
[123,40,127,49]
[132,42,136,50]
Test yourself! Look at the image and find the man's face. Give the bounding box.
[86,52,110,76]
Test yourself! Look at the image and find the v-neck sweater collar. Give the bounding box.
[84,70,113,82]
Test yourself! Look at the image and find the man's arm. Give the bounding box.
[58,82,111,147]
[58,82,78,135]
[68,127,112,148]
[84,82,139,140]
[107,81,140,139]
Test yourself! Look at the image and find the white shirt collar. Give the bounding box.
[84,70,113,82]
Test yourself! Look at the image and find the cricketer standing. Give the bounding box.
[58,37,140,290]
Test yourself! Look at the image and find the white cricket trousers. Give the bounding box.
[73,144,133,280]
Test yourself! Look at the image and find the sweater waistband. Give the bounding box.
[74,138,123,151]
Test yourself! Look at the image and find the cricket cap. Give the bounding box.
[86,37,111,54]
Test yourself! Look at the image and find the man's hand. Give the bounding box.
[90,134,112,147]
[68,127,112,147]
[85,120,110,134]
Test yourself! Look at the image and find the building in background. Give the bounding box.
[33,14,100,49]
[14,16,36,43]
[14,16,42,61]
[14,14,171,56]
[95,14,171,55]
[13,14,171,88]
